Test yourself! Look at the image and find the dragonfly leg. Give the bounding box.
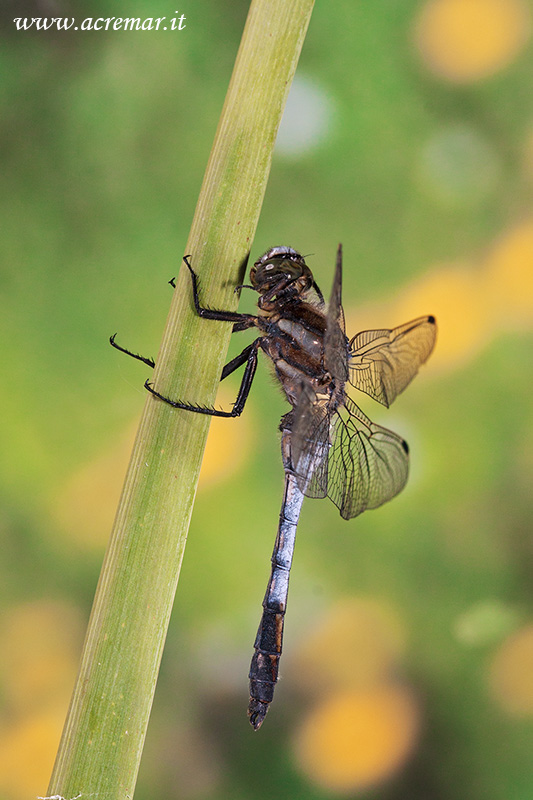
[145,338,260,417]
[111,256,257,372]
[172,263,257,333]
[312,280,324,305]
[221,341,257,381]
[182,255,257,328]
[109,334,155,369]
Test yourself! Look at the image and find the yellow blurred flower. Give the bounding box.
[0,601,81,713]
[483,220,533,326]
[198,386,254,487]
[0,709,64,800]
[291,600,417,792]
[346,261,489,372]
[393,262,490,369]
[293,685,419,793]
[488,624,533,715]
[346,218,533,379]
[0,602,82,800]
[414,0,531,83]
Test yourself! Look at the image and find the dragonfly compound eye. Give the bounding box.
[250,247,310,293]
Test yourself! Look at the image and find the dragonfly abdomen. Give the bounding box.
[248,465,305,730]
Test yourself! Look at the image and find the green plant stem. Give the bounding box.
[47,0,315,797]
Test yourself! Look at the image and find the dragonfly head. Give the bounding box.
[250,247,314,307]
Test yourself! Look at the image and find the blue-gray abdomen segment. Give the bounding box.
[248,469,305,728]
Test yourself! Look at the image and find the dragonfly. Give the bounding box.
[111,244,436,729]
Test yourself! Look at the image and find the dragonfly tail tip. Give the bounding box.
[248,698,269,730]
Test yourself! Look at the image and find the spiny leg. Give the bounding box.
[112,254,258,375]
[109,334,155,369]
[111,333,256,383]
[221,341,258,380]
[182,255,257,327]
[113,255,262,411]
[145,338,260,417]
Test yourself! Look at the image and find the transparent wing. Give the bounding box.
[348,316,436,407]
[324,243,349,385]
[304,396,409,520]
[287,384,331,493]
[288,246,415,518]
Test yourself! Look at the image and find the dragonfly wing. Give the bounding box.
[348,315,436,407]
[306,396,409,519]
[288,383,330,495]
[324,244,349,385]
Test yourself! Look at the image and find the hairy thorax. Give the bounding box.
[255,300,343,410]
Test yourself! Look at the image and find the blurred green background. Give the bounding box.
[2,0,533,797]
